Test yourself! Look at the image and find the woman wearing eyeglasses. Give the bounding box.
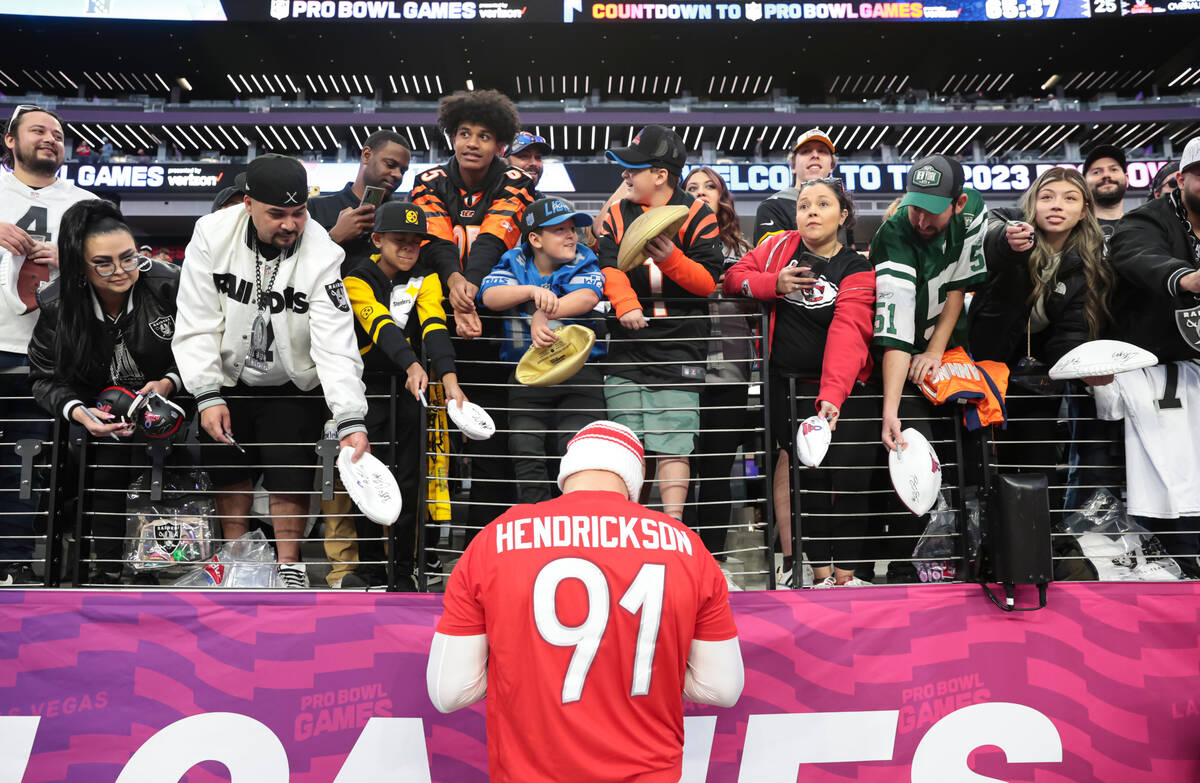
[27,199,182,584]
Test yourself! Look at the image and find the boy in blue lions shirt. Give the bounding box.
[480,197,607,504]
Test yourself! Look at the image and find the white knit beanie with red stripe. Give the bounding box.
[556,420,645,500]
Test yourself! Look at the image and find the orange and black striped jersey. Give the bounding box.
[408,157,537,290]
[597,188,724,389]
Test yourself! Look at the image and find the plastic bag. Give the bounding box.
[173,529,279,588]
[912,492,980,583]
[1061,489,1181,581]
[124,469,217,571]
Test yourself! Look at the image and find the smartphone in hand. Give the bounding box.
[361,186,386,208]
[796,250,830,279]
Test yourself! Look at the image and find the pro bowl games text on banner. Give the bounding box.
[2,584,1198,781]
[2,0,1196,22]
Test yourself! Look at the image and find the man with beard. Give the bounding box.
[504,131,550,198]
[871,154,988,582]
[1149,162,1180,202]
[1106,137,1200,576]
[1083,144,1128,238]
[172,154,369,588]
[308,130,411,271]
[0,105,93,585]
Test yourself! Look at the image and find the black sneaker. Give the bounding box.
[333,572,371,589]
[0,562,39,587]
[90,570,123,586]
[131,572,160,586]
[393,573,418,592]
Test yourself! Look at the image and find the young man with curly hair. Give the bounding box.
[408,89,538,539]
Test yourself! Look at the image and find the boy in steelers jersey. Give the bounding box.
[341,201,467,589]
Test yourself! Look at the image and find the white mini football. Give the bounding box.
[794,415,832,468]
[447,399,495,441]
[336,447,401,526]
[888,428,942,516]
[1048,339,1157,380]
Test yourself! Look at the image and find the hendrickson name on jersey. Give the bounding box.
[496,515,694,555]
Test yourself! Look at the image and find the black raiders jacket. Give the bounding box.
[28,260,182,422]
[1108,190,1200,362]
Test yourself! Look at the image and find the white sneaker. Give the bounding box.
[774,565,795,590]
[812,576,837,588]
[839,577,873,587]
[276,562,310,589]
[721,567,743,592]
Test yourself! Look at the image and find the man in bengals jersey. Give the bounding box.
[408,90,537,538]
[596,125,725,520]
[428,420,743,783]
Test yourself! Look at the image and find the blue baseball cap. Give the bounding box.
[523,197,593,233]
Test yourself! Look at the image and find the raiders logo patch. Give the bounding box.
[1174,305,1200,352]
[325,281,350,312]
[149,315,175,340]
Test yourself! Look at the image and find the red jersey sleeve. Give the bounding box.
[437,530,488,636]
[693,551,739,642]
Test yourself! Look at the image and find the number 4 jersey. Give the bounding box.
[436,489,739,783]
[0,171,94,353]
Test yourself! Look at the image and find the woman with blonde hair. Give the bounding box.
[968,166,1116,512]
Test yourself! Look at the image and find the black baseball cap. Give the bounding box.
[209,172,248,213]
[900,155,965,214]
[522,197,593,234]
[606,125,687,176]
[373,201,431,237]
[1083,144,1127,175]
[244,154,308,208]
[509,131,551,155]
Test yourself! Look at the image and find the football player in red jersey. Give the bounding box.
[428,420,744,783]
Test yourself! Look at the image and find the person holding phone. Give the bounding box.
[308,129,412,271]
[27,200,182,584]
[724,178,876,588]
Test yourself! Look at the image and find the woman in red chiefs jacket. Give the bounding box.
[724,178,876,589]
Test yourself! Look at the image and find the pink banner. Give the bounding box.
[1,583,1198,781]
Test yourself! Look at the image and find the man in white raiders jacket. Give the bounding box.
[173,154,369,588]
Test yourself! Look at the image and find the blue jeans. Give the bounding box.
[0,351,52,561]
[1064,384,1125,512]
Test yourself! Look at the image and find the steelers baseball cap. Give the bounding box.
[606,125,687,176]
[791,128,836,156]
[900,155,965,214]
[373,201,431,238]
[244,154,308,207]
[523,197,593,234]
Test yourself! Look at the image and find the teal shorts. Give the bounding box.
[603,377,700,456]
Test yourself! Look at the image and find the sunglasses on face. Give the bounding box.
[90,255,148,278]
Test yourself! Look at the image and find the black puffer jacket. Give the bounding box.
[1108,190,1200,362]
[28,260,182,421]
[968,207,1099,366]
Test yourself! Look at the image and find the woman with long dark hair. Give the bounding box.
[725,178,877,588]
[968,166,1115,514]
[682,167,755,582]
[27,199,182,584]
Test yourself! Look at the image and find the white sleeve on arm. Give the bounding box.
[171,223,227,405]
[426,632,489,714]
[683,637,744,708]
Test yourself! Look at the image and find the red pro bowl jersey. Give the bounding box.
[437,489,738,783]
